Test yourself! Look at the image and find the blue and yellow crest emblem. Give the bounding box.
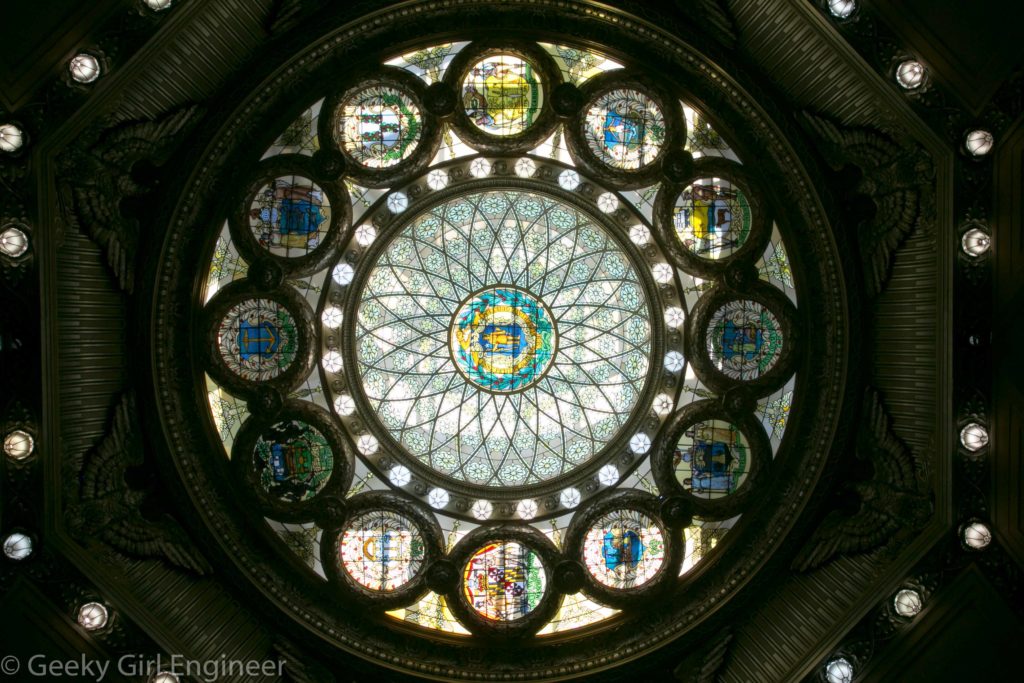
[450,287,556,392]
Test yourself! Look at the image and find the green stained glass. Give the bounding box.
[706,299,783,381]
[353,190,651,487]
[254,420,333,502]
[217,298,299,382]
[673,418,750,499]
[583,89,666,170]
[463,54,543,136]
[337,85,422,168]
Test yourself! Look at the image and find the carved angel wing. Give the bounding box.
[100,511,212,576]
[800,111,932,296]
[97,105,204,167]
[75,392,211,575]
[858,188,921,297]
[792,503,896,572]
[65,180,138,293]
[793,390,930,571]
[800,112,900,170]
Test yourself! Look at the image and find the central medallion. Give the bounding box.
[351,187,653,491]
[450,286,556,393]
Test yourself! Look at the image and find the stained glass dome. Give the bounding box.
[161,12,833,673]
[354,189,652,488]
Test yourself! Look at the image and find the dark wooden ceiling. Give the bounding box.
[0,1,1018,681]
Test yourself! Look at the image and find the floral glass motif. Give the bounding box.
[451,287,556,392]
[462,54,543,136]
[583,509,666,589]
[463,541,546,621]
[339,510,426,591]
[217,299,299,382]
[673,418,749,499]
[253,420,333,502]
[706,300,783,381]
[249,175,330,257]
[673,178,752,260]
[583,89,666,170]
[354,190,651,487]
[337,85,422,168]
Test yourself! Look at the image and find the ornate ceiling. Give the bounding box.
[1,1,1020,681]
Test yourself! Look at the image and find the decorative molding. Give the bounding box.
[794,389,932,571]
[66,392,211,576]
[800,111,935,297]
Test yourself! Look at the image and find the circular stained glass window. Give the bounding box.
[355,189,652,487]
[673,418,750,499]
[583,510,666,589]
[336,85,422,169]
[583,89,666,170]
[248,175,330,257]
[673,178,752,261]
[217,299,300,382]
[462,54,542,136]
[339,510,426,591]
[450,286,556,392]
[253,420,333,502]
[462,541,547,621]
[176,23,823,666]
[706,300,783,381]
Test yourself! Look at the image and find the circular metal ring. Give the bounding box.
[319,66,443,188]
[563,489,682,608]
[447,525,562,638]
[443,40,563,155]
[565,70,685,190]
[202,279,316,398]
[652,157,772,279]
[684,281,798,397]
[651,399,771,519]
[230,400,353,522]
[320,491,444,609]
[227,154,351,278]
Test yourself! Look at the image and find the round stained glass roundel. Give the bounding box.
[217,299,300,382]
[355,189,652,488]
[463,541,546,621]
[706,300,783,381]
[673,418,750,499]
[450,287,556,392]
[462,54,542,136]
[583,509,666,589]
[339,510,426,592]
[584,89,666,170]
[336,85,422,169]
[253,420,333,502]
[673,179,752,261]
[248,175,330,258]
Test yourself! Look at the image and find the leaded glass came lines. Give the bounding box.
[355,190,652,487]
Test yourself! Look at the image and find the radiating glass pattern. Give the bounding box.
[673,179,751,260]
[336,85,422,168]
[462,54,542,136]
[583,509,666,589]
[355,190,651,486]
[463,541,546,621]
[706,300,782,381]
[673,419,749,499]
[339,510,426,591]
[254,420,333,502]
[583,89,665,170]
[217,299,299,382]
[249,175,330,257]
